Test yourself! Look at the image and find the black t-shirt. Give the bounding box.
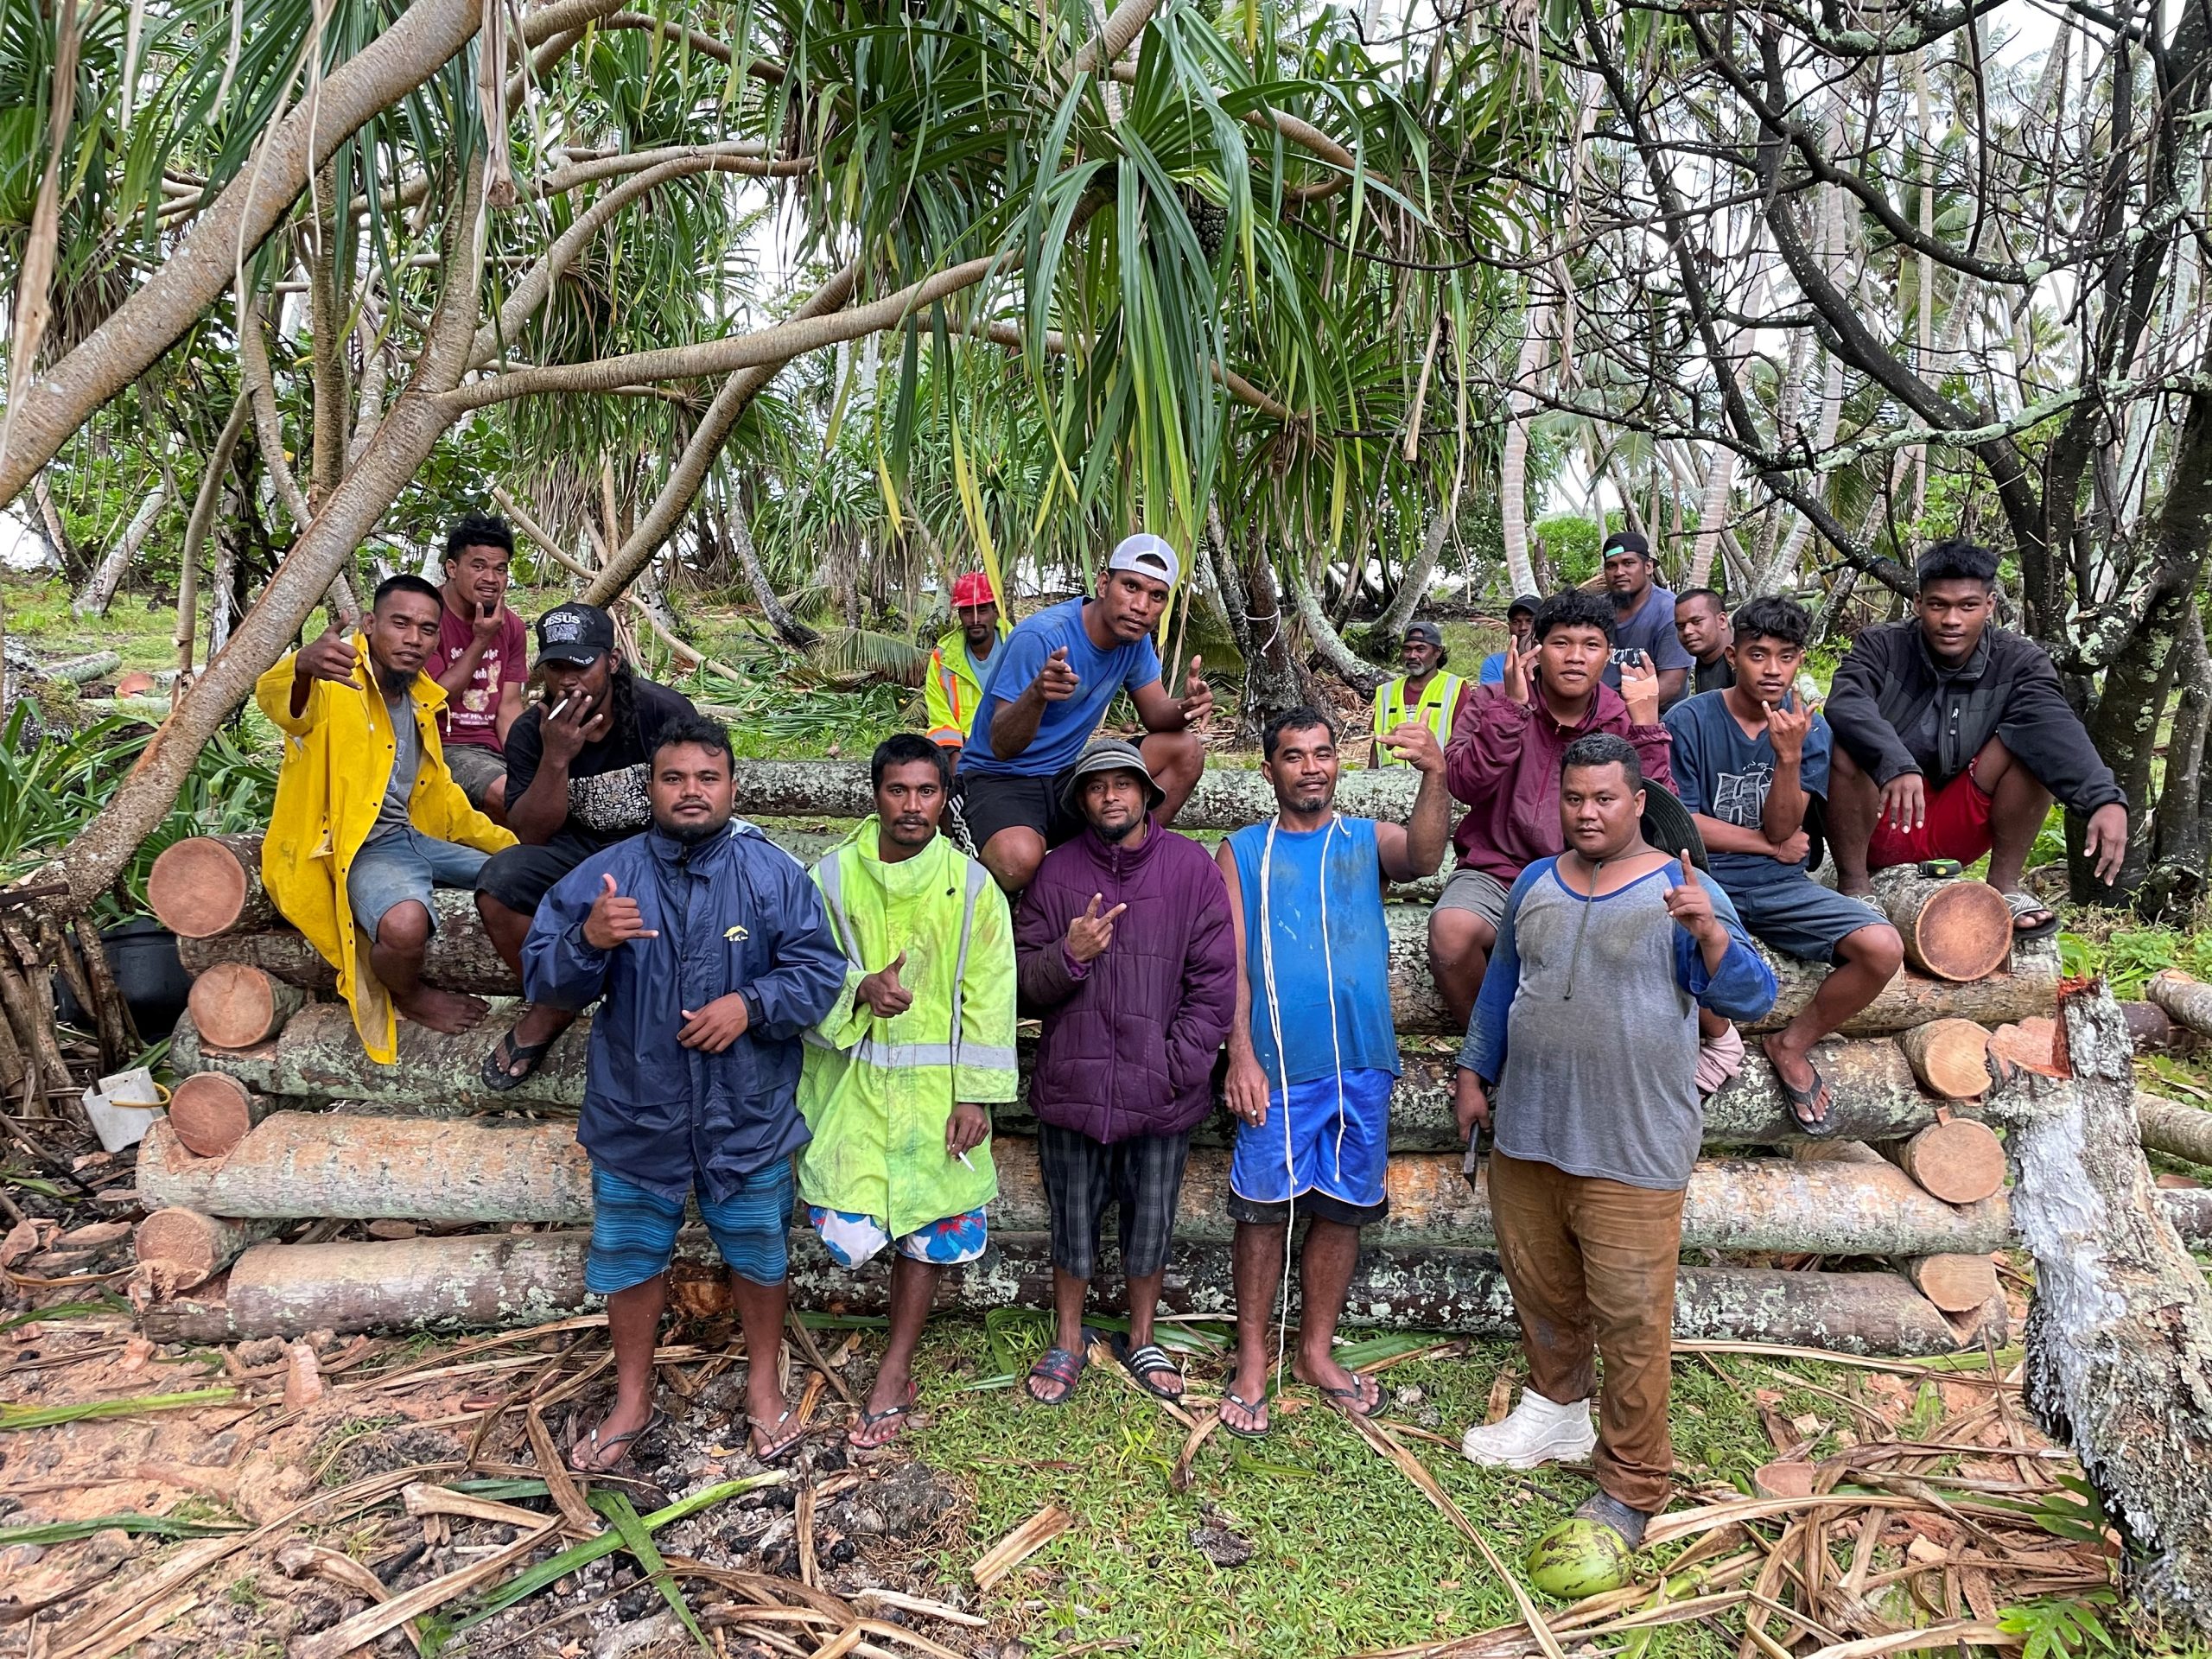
[504,675,698,848]
[1694,654,1735,695]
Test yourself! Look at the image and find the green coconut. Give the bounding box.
[1525,1518,1633,1599]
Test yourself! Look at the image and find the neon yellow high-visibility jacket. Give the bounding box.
[1372,671,1465,765]
[922,625,1008,750]
[798,823,1017,1236]
[253,641,514,1063]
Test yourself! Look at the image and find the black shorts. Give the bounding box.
[957,766,1084,851]
[476,830,603,915]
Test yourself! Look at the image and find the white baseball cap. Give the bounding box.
[1106,532,1181,590]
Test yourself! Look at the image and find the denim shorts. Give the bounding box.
[346,828,491,941]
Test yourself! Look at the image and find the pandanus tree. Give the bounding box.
[0,0,1552,912]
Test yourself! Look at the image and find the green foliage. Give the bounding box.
[0,1512,245,1546]
[2057,925,2212,1000]
[0,1384,237,1431]
[1533,512,1602,586]
[1998,1592,2120,1659]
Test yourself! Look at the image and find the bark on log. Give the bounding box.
[138,1228,1983,1355]
[1869,868,2013,982]
[2120,1001,2179,1052]
[175,890,504,993]
[132,1209,276,1291]
[2138,1094,2212,1168]
[147,834,279,938]
[166,1071,269,1158]
[2145,970,2212,1043]
[1897,1020,1994,1100]
[1994,980,2212,1629]
[1900,1253,2001,1315]
[186,963,308,1051]
[1745,936,2059,1038]
[167,1009,281,1093]
[1874,1117,2008,1205]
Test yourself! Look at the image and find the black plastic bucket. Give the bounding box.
[53,918,191,1042]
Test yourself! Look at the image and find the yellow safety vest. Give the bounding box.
[1372,671,1465,765]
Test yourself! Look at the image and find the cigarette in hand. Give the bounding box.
[547,696,570,721]
[955,1149,976,1171]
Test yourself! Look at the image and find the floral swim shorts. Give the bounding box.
[806,1205,988,1268]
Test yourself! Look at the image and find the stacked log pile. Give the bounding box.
[124,782,2212,1356]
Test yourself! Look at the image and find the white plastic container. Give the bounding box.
[80,1065,167,1154]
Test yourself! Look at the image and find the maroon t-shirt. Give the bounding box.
[432,604,527,751]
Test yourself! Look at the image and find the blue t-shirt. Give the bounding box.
[961,598,1164,777]
[1478,651,1507,685]
[1601,585,1694,689]
[1663,690,1832,890]
[1225,816,1401,1088]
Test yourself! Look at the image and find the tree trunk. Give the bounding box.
[1995,980,2212,1629]
[165,1071,270,1159]
[72,485,170,618]
[1873,1116,2009,1205]
[1497,304,1549,599]
[140,1228,1982,1355]
[2145,970,2212,1041]
[1897,1019,1994,1099]
[1747,935,2059,1037]
[1284,557,1386,693]
[1870,868,2014,983]
[177,890,508,993]
[1379,492,1459,640]
[1900,1254,2000,1316]
[132,1209,277,1292]
[721,495,818,649]
[2136,1092,2212,1168]
[2145,605,2212,917]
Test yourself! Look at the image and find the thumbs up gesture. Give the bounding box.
[1178,654,1214,728]
[583,873,658,950]
[1065,893,1128,964]
[1661,850,1722,945]
[294,625,358,686]
[857,950,914,1018]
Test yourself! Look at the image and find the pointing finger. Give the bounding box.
[1104,903,1128,921]
[1680,849,1695,883]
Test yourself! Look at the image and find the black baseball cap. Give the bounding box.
[535,601,615,667]
[1601,529,1651,560]
[1402,620,1445,649]
[1507,594,1540,619]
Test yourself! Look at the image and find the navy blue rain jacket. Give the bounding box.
[523,820,849,1202]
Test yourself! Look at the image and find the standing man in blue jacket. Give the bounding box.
[524,715,849,1472]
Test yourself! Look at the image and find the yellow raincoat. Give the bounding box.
[254,639,514,1063]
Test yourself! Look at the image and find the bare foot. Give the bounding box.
[394,985,490,1034]
[745,1371,801,1459]
[1220,1364,1269,1434]
[569,1396,658,1472]
[1292,1350,1381,1415]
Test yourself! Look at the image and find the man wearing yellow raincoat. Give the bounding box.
[799,734,1017,1451]
[254,575,515,1064]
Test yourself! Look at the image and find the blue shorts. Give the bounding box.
[806,1205,989,1268]
[1727,874,1891,965]
[346,829,490,942]
[1227,1066,1394,1227]
[585,1162,794,1294]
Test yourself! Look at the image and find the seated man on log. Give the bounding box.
[424,511,528,820]
[1213,706,1452,1436]
[1825,537,2129,933]
[1368,620,1465,768]
[923,569,1009,763]
[1663,597,1904,1135]
[1013,738,1237,1407]
[798,734,1019,1450]
[474,602,699,1090]
[1456,732,1776,1570]
[1429,589,1673,1033]
[957,534,1212,893]
[253,575,517,1063]
[523,715,848,1471]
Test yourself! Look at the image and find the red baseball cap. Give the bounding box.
[950,571,996,607]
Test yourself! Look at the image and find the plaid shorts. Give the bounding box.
[1035,1122,1194,1281]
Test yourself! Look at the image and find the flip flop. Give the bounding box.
[748,1407,806,1464]
[1109,1332,1185,1402]
[1218,1389,1270,1440]
[849,1380,918,1449]
[569,1406,664,1474]
[1766,1044,1838,1138]
[2002,888,2061,942]
[481,1027,555,1093]
[1311,1373,1384,1419]
[1024,1346,1086,1407]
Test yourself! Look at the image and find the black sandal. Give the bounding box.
[569,1406,664,1473]
[1110,1333,1185,1402]
[1025,1346,1086,1407]
[481,1026,554,1093]
[1218,1389,1270,1440]
[1311,1373,1384,1418]
[1768,1045,1838,1138]
[748,1407,807,1464]
[2003,889,2061,942]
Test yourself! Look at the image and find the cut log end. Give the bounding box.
[133,1209,264,1291]
[187,963,305,1051]
[1905,880,2014,983]
[1886,1117,2008,1205]
[167,1072,262,1160]
[149,837,257,939]
[1903,1253,2001,1314]
[1898,1019,1995,1100]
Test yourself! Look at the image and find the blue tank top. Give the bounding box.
[1226,817,1401,1088]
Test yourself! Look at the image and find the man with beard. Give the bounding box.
[1369,620,1465,768]
[1213,709,1452,1437]
[1428,590,1675,1032]
[426,512,527,816]
[959,534,1213,893]
[1476,595,1539,684]
[923,570,1010,760]
[800,734,1019,1449]
[1598,531,1693,708]
[1014,739,1236,1406]
[524,716,849,1471]
[1456,733,1774,1569]
[254,575,516,1063]
[475,602,698,1090]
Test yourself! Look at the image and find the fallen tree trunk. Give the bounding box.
[139,1228,1983,1354]
[147,833,279,938]
[1873,1117,2009,1205]
[2146,969,2212,1043]
[1870,868,2013,982]
[1995,979,2212,1628]
[1900,1253,2002,1315]
[1745,936,2059,1037]
[187,963,308,1051]
[175,890,504,992]
[2138,1094,2212,1168]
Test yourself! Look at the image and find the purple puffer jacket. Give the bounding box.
[1014,823,1237,1143]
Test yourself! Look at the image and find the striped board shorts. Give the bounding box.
[585,1161,795,1295]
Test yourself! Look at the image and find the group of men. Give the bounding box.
[254,515,2129,1569]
